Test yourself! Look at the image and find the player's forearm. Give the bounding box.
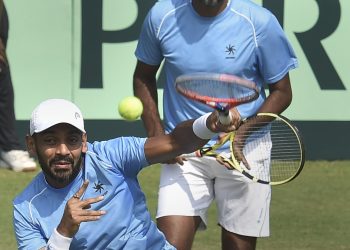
[258,74,292,114]
[140,102,164,137]
[145,112,233,164]
[145,118,210,164]
[260,90,291,114]
[133,77,164,137]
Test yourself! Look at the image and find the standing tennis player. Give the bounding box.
[133,0,298,249]
[13,98,235,250]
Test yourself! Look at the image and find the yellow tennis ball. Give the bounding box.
[118,96,143,121]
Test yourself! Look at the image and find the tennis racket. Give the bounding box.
[184,113,305,185]
[175,72,259,124]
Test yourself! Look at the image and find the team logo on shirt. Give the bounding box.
[225,44,236,59]
[93,181,105,193]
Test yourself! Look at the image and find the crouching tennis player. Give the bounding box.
[13,98,235,250]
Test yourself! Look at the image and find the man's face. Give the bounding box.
[27,123,88,188]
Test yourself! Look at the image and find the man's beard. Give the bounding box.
[37,152,83,185]
[202,0,225,7]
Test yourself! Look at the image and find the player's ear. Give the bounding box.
[26,134,36,156]
[81,133,88,153]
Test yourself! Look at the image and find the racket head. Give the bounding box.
[175,73,260,111]
[230,113,305,185]
[183,113,305,186]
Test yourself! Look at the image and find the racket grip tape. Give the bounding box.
[219,110,232,125]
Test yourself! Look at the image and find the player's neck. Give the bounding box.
[192,0,229,17]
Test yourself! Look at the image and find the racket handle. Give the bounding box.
[219,110,232,125]
[182,151,201,158]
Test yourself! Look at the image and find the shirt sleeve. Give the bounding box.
[13,204,47,250]
[255,12,298,84]
[134,7,164,66]
[90,137,149,178]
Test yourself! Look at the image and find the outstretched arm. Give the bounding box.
[145,111,236,164]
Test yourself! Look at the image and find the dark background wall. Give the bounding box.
[9,0,349,160]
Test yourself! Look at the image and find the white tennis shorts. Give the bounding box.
[156,154,271,237]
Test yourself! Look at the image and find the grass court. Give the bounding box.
[1,161,349,249]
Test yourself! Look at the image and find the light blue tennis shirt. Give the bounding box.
[135,0,298,136]
[13,137,175,250]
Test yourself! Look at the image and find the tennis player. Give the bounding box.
[12,98,235,250]
[133,0,298,249]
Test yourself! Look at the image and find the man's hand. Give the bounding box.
[232,129,250,170]
[207,108,241,133]
[56,181,106,238]
[163,155,188,165]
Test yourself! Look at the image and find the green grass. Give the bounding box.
[1,161,349,250]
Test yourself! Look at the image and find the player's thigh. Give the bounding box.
[156,158,215,225]
[214,172,271,237]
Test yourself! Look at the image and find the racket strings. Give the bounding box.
[190,116,303,185]
[231,118,303,183]
[176,78,258,104]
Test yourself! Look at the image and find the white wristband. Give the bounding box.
[46,228,73,250]
[193,113,217,139]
